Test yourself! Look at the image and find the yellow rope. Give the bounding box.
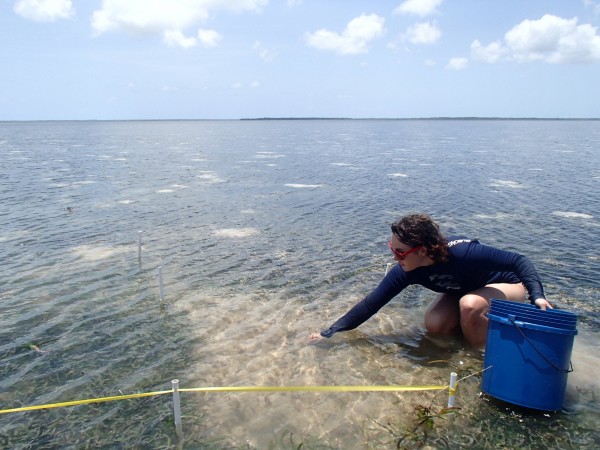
[179,385,446,393]
[0,390,172,415]
[0,384,448,415]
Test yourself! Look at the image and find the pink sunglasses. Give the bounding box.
[388,242,422,259]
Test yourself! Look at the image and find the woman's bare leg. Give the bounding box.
[424,293,461,336]
[459,283,527,348]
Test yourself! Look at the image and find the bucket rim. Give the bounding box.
[486,314,577,331]
[488,307,577,325]
[487,313,578,335]
[490,299,577,318]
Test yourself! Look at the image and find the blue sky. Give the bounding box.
[2,0,600,120]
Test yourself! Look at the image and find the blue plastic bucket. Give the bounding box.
[482,299,577,411]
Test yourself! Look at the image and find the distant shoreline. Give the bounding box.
[239,117,600,121]
[2,117,599,123]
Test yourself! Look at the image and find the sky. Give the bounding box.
[2,0,600,120]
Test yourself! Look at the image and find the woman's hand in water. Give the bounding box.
[308,332,324,342]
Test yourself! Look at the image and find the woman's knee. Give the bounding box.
[424,302,460,334]
[459,294,489,320]
[424,312,444,334]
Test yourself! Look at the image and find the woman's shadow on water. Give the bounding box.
[366,328,476,366]
[312,326,480,367]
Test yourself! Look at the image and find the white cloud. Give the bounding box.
[446,57,468,70]
[471,40,505,63]
[198,28,222,48]
[253,41,277,62]
[229,81,259,89]
[91,0,266,36]
[164,30,197,48]
[14,0,74,22]
[161,28,221,49]
[404,21,441,44]
[393,0,443,17]
[306,14,386,55]
[472,14,600,64]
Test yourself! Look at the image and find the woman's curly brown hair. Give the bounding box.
[391,213,449,263]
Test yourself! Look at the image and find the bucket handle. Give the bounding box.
[509,316,574,373]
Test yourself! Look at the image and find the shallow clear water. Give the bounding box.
[1,119,599,448]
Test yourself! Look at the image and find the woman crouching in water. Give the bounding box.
[310,213,551,348]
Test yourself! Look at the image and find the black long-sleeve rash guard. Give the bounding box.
[320,237,546,338]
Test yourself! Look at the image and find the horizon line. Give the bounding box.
[2,116,599,123]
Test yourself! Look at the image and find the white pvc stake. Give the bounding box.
[172,379,183,441]
[137,231,142,262]
[385,262,394,275]
[158,266,164,301]
[448,372,458,407]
